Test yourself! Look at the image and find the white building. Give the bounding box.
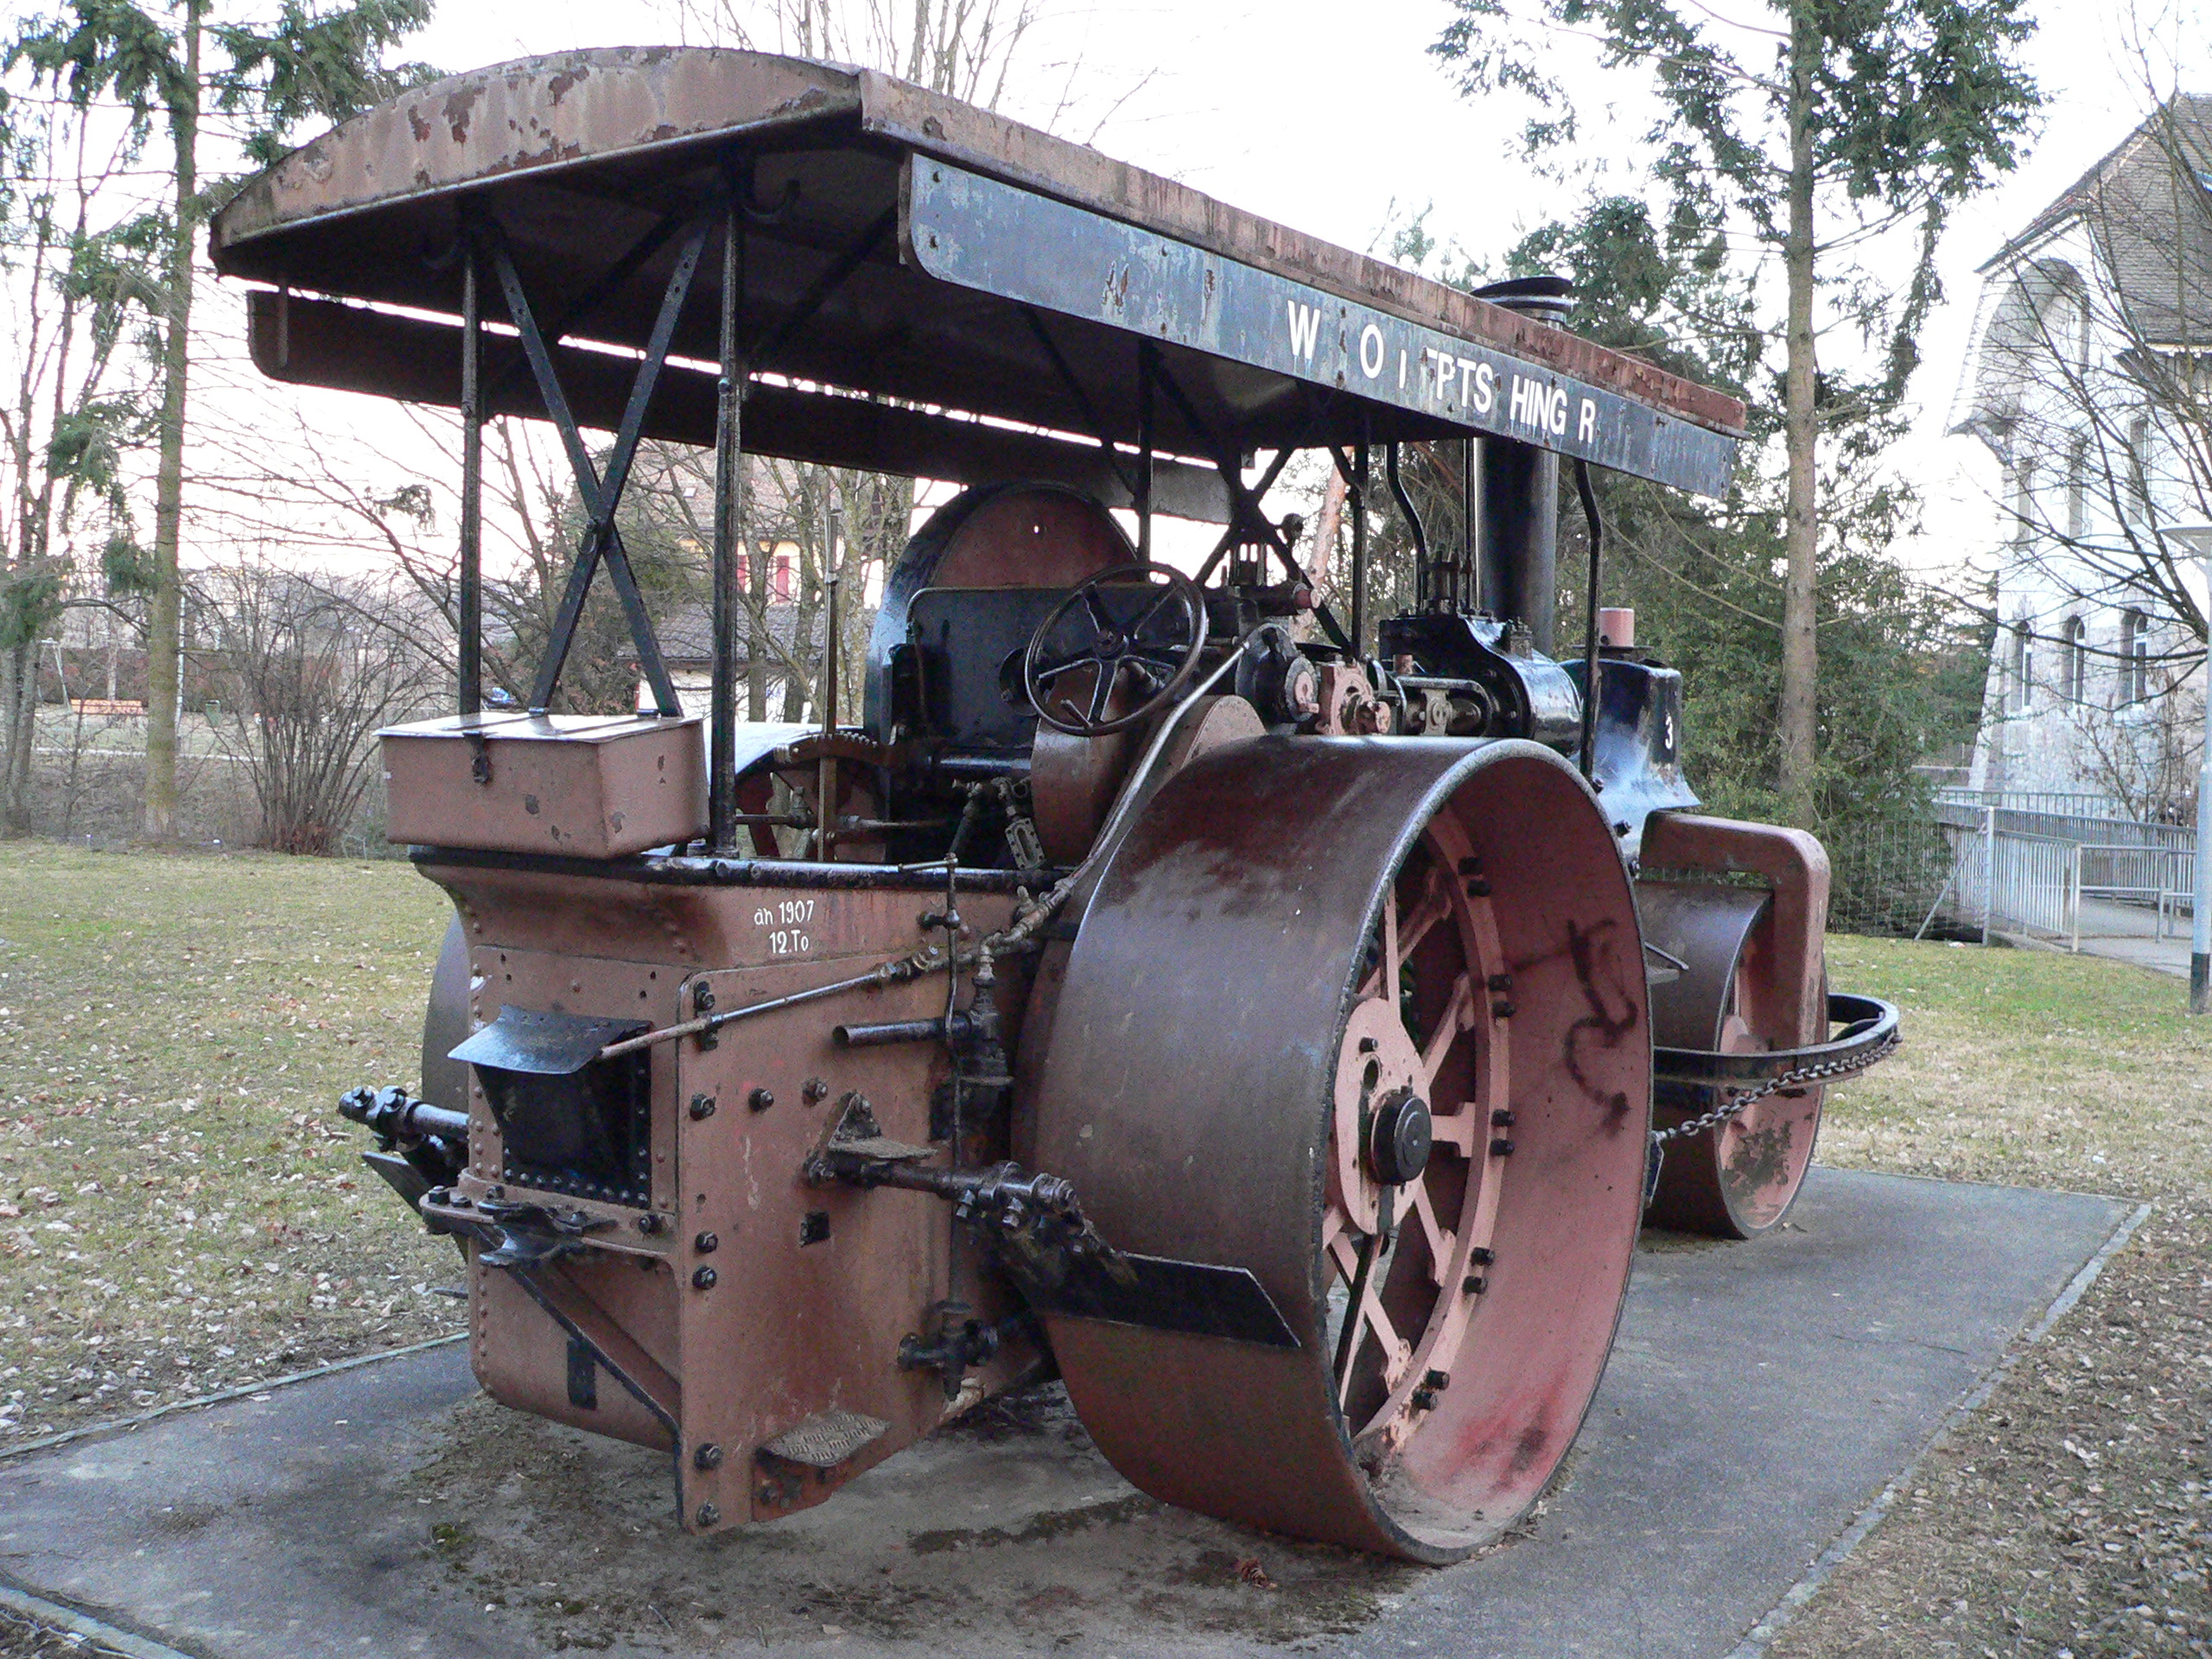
[1952,96,2212,820]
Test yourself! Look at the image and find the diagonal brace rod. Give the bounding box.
[486,218,710,716]
[1149,356,1355,653]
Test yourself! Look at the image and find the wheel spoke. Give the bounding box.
[1419,969,1474,1089]
[1085,659,1121,723]
[1033,649,1103,682]
[1397,871,1451,965]
[1128,644,1187,671]
[1128,582,1180,634]
[1336,1257,1408,1404]
[1081,587,1116,634]
[1405,1179,1455,1287]
[1430,1105,1480,1154]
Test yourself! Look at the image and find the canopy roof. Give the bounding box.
[212,47,1746,513]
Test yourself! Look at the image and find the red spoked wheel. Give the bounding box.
[1030,737,1651,1561]
[1325,815,1513,1470]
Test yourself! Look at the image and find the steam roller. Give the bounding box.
[211,44,1902,1566]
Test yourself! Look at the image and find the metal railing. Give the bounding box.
[1927,812,2198,949]
[1946,825,2079,940]
[2070,842,2197,948]
[1931,796,2194,853]
[1934,785,2137,818]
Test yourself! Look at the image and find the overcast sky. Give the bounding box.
[232,0,2199,581]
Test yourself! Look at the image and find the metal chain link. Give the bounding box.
[1649,1027,1903,1146]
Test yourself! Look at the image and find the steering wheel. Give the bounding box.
[1022,563,1209,736]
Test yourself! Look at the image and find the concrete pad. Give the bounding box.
[0,1168,2133,1659]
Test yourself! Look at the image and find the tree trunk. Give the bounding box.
[1776,0,1821,822]
[1,644,35,829]
[143,1,202,840]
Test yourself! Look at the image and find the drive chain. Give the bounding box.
[1649,1027,1902,1146]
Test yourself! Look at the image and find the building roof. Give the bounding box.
[1980,93,2212,346]
[639,601,821,670]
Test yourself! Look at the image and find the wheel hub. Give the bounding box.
[1368,1089,1432,1185]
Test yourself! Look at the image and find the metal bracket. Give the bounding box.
[1652,991,1899,1090]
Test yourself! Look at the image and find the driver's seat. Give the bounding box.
[863,483,1134,754]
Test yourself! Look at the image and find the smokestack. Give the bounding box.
[1472,276,1573,655]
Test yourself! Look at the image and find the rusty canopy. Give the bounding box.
[210,47,1747,505]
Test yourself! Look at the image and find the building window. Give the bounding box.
[773,550,795,601]
[2063,615,2087,702]
[2067,436,2089,539]
[2120,609,2150,703]
[2126,416,2152,524]
[2010,621,2034,710]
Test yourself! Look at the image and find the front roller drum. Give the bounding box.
[1031,737,1650,1563]
[1637,814,1834,1238]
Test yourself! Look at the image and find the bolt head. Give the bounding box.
[692,1265,718,1290]
[747,1086,774,1111]
[695,1231,719,1254]
[696,1502,721,1528]
[689,1093,716,1121]
[694,1443,724,1471]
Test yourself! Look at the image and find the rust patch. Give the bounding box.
[443,82,485,144]
[1723,1118,1796,1201]
[1507,1421,1550,1475]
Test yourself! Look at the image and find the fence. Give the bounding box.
[1931,792,2194,855]
[1928,808,2198,948]
[1934,786,2138,819]
[1828,815,1957,937]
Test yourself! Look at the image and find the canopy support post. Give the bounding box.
[458,240,484,718]
[709,204,747,853]
[1136,341,1155,561]
[1351,431,1370,658]
[1462,436,1479,614]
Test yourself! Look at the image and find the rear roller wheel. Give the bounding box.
[1031,738,1650,1561]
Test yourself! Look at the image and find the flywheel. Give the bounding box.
[1029,737,1650,1562]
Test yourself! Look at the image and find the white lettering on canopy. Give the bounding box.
[903,160,1744,497]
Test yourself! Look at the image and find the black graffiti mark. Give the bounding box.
[1560,915,1639,1116]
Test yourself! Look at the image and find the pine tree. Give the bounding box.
[1434,0,2040,820]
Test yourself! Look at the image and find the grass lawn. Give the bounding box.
[0,849,2206,1656]
[1783,936,2212,1657]
[0,842,461,1445]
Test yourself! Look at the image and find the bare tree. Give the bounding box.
[201,562,442,853]
[0,85,160,832]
